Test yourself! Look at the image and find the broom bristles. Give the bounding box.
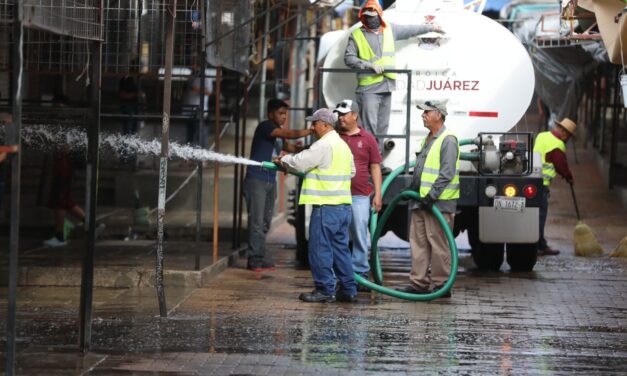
[573,222,603,257]
[610,236,627,258]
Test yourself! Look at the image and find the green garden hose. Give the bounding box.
[263,160,458,301]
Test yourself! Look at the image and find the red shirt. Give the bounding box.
[545,129,573,181]
[339,127,382,196]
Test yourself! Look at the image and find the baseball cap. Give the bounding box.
[305,108,337,125]
[416,100,448,116]
[333,99,359,114]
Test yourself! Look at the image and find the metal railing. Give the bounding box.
[317,67,414,174]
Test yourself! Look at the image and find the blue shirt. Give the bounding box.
[246,120,282,182]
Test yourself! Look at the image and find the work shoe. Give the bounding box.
[538,246,560,256]
[433,286,452,298]
[299,290,335,303]
[43,236,68,248]
[247,258,276,272]
[357,284,372,293]
[336,291,358,303]
[395,284,431,294]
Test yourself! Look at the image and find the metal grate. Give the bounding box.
[206,0,252,74]
[0,0,242,75]
[22,0,104,41]
[103,0,208,75]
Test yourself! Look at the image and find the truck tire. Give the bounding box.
[468,223,504,271]
[506,243,537,272]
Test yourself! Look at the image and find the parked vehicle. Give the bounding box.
[290,1,543,271]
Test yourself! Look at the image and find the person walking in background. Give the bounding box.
[344,0,443,164]
[183,64,213,147]
[334,99,382,292]
[244,99,311,272]
[275,108,356,303]
[397,100,459,298]
[43,144,86,247]
[0,113,19,211]
[533,118,576,256]
[119,64,144,136]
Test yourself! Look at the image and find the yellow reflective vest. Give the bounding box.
[419,130,460,200]
[352,27,397,86]
[533,131,565,186]
[299,135,353,205]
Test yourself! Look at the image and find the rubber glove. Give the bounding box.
[368,63,384,74]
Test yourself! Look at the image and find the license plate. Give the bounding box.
[493,196,525,212]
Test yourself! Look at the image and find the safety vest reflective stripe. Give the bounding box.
[419,129,460,201]
[301,189,352,196]
[533,131,565,186]
[304,173,352,182]
[352,27,397,86]
[420,181,460,191]
[299,134,353,205]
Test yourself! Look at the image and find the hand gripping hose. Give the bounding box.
[262,160,458,301]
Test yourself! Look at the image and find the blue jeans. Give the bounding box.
[308,204,356,296]
[537,186,549,250]
[243,177,276,260]
[349,195,371,276]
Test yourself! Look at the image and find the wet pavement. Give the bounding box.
[1,148,627,375]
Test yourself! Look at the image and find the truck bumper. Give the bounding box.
[479,207,539,243]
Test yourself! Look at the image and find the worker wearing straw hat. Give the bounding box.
[533,118,576,256]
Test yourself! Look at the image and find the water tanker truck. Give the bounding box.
[290,1,544,272]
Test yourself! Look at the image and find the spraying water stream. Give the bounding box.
[12,125,261,166]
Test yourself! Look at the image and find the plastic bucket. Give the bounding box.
[621,74,627,107]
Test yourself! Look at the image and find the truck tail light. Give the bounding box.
[523,184,537,199]
[503,184,518,197]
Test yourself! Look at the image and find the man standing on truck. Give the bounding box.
[274,108,357,303]
[244,99,312,272]
[334,99,382,292]
[398,100,459,298]
[344,0,443,166]
[533,118,576,256]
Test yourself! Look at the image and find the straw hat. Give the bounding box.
[555,118,577,137]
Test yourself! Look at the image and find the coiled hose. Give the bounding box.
[262,157,461,301]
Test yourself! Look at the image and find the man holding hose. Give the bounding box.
[398,100,459,298]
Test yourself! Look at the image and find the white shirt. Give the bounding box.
[281,130,356,177]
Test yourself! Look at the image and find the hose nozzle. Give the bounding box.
[261,161,282,171]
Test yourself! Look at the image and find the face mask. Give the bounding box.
[364,15,381,30]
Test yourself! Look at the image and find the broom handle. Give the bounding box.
[570,182,581,220]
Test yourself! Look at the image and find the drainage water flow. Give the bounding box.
[15,125,261,166]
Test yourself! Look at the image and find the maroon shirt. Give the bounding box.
[545,129,573,182]
[339,127,382,196]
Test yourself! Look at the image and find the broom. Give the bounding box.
[571,182,603,257]
[611,236,627,258]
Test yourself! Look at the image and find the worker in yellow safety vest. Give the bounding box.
[344,0,444,172]
[397,100,459,299]
[275,108,357,304]
[533,118,576,256]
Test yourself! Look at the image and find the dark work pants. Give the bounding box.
[243,177,276,260]
[537,186,550,251]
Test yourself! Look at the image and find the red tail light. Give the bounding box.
[523,184,537,199]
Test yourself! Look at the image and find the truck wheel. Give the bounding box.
[468,225,504,271]
[506,244,537,272]
[471,243,505,271]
